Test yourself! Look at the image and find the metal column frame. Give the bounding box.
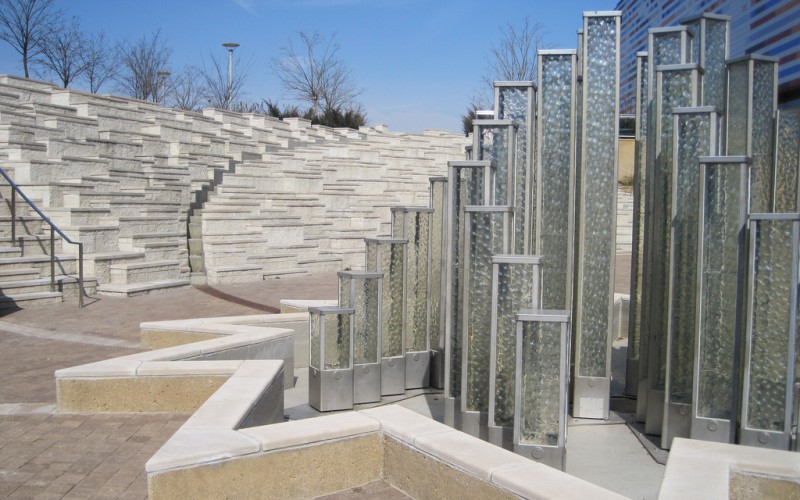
[338,271,383,405]
[638,26,692,424]
[680,13,730,113]
[628,51,649,400]
[572,11,620,421]
[772,109,800,213]
[740,213,799,450]
[308,306,355,412]
[513,309,571,470]
[429,176,448,390]
[494,81,536,255]
[691,156,750,444]
[472,120,519,210]
[536,49,577,312]
[488,254,542,449]
[443,160,494,428]
[364,237,408,397]
[725,54,779,212]
[662,106,717,450]
[460,205,513,438]
[644,63,701,435]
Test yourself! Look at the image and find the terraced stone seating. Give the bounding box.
[0,74,468,305]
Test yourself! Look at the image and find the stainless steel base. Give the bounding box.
[354,362,381,404]
[460,410,487,439]
[444,397,462,429]
[661,401,691,449]
[308,366,354,412]
[514,444,565,471]
[690,416,733,444]
[625,358,639,397]
[635,378,648,422]
[644,389,664,435]
[488,424,513,450]
[405,350,430,389]
[430,349,445,389]
[381,356,405,396]
[740,428,791,450]
[572,376,610,419]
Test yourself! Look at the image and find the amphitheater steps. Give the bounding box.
[96,278,191,297]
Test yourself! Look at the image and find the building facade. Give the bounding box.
[616,0,799,113]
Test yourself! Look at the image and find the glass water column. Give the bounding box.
[308,306,355,412]
[773,110,800,213]
[514,309,571,470]
[638,26,692,423]
[392,207,434,389]
[682,13,729,112]
[429,176,448,389]
[488,255,541,449]
[365,237,407,396]
[338,271,382,405]
[628,51,648,399]
[645,63,701,434]
[536,50,577,311]
[726,55,778,213]
[572,11,620,420]
[741,214,799,451]
[662,106,717,449]
[495,82,536,255]
[460,205,513,438]
[692,156,749,444]
[444,160,494,428]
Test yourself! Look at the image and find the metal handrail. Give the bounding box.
[0,167,85,307]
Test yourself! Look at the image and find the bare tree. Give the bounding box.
[82,31,117,93]
[171,66,205,111]
[271,31,361,117]
[34,16,85,88]
[0,0,60,78]
[116,30,171,102]
[483,16,549,89]
[199,52,249,110]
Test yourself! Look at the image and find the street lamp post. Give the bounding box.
[157,71,171,107]
[222,42,240,111]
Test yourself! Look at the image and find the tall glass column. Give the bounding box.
[429,176,448,389]
[338,271,382,404]
[773,110,800,213]
[308,306,355,412]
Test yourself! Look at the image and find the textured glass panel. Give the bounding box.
[391,210,405,239]
[323,313,351,370]
[702,19,728,111]
[519,320,562,445]
[499,86,532,254]
[576,15,618,377]
[353,277,379,365]
[746,220,794,431]
[429,180,445,353]
[668,112,713,406]
[685,21,701,65]
[630,54,648,363]
[538,53,574,310]
[365,240,378,272]
[751,60,777,213]
[726,62,749,157]
[652,32,684,68]
[339,275,352,307]
[478,125,511,206]
[405,211,430,352]
[378,242,405,358]
[447,165,488,398]
[697,164,744,419]
[464,210,507,412]
[774,110,800,212]
[310,312,321,369]
[493,262,535,427]
[649,68,696,390]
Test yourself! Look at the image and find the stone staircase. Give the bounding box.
[0,74,467,305]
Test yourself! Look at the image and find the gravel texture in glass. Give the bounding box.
[430,181,445,353]
[630,54,648,362]
[405,211,430,352]
[668,112,713,406]
[519,320,562,445]
[539,53,574,310]
[324,312,351,370]
[492,262,535,427]
[576,15,618,377]
[751,60,777,213]
[697,163,744,419]
[479,125,511,206]
[353,277,380,365]
[774,110,800,212]
[701,19,728,111]
[310,311,321,369]
[746,219,794,432]
[499,86,531,254]
[465,211,507,412]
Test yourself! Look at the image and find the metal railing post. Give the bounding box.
[50,226,55,292]
[78,243,84,308]
[10,188,15,246]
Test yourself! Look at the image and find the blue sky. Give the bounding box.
[0,1,617,133]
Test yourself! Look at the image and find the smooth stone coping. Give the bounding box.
[279,299,338,311]
[659,438,800,499]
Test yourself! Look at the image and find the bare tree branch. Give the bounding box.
[0,0,60,78]
[271,31,361,117]
[115,30,171,102]
[170,66,206,111]
[82,31,117,93]
[34,16,85,88]
[482,16,549,93]
[199,51,250,110]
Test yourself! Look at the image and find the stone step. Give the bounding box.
[0,275,97,297]
[0,267,40,281]
[0,290,63,309]
[96,278,191,297]
[205,264,264,284]
[109,259,182,284]
[0,254,78,275]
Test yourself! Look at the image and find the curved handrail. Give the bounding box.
[0,167,85,307]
